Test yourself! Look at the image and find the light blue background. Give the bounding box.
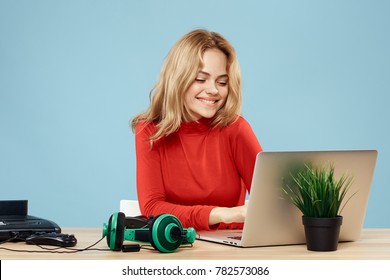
[1,0,389,227]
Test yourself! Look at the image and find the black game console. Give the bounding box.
[0,200,61,241]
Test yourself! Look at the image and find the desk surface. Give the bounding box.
[1,228,390,260]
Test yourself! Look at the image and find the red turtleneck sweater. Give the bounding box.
[135,116,262,230]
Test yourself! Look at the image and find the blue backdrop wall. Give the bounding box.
[1,0,389,227]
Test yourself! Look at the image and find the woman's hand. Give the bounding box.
[209,205,247,226]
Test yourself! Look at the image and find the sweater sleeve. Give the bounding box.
[134,122,216,230]
[230,117,263,193]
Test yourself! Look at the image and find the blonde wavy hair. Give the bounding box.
[131,29,242,142]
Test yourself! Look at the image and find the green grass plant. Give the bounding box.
[282,163,355,218]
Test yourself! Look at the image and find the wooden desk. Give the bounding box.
[1,228,390,260]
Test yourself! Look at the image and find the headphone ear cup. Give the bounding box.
[149,214,184,253]
[106,212,125,251]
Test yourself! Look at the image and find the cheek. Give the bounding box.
[185,84,200,98]
[218,89,229,108]
[219,88,229,100]
[190,83,203,94]
[184,85,199,106]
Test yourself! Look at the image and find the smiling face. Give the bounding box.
[183,48,229,121]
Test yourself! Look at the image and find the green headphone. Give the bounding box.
[102,212,196,253]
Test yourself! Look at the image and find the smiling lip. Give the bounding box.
[196,97,218,105]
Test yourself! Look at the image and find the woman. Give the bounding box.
[131,29,262,231]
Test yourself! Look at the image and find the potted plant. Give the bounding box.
[282,163,355,251]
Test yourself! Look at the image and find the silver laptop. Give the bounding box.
[197,150,378,247]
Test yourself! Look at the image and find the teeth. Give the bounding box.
[198,98,216,104]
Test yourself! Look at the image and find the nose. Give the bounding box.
[205,83,219,95]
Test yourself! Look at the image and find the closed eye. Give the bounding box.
[217,80,228,86]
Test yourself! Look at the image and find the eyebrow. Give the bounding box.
[198,71,229,79]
